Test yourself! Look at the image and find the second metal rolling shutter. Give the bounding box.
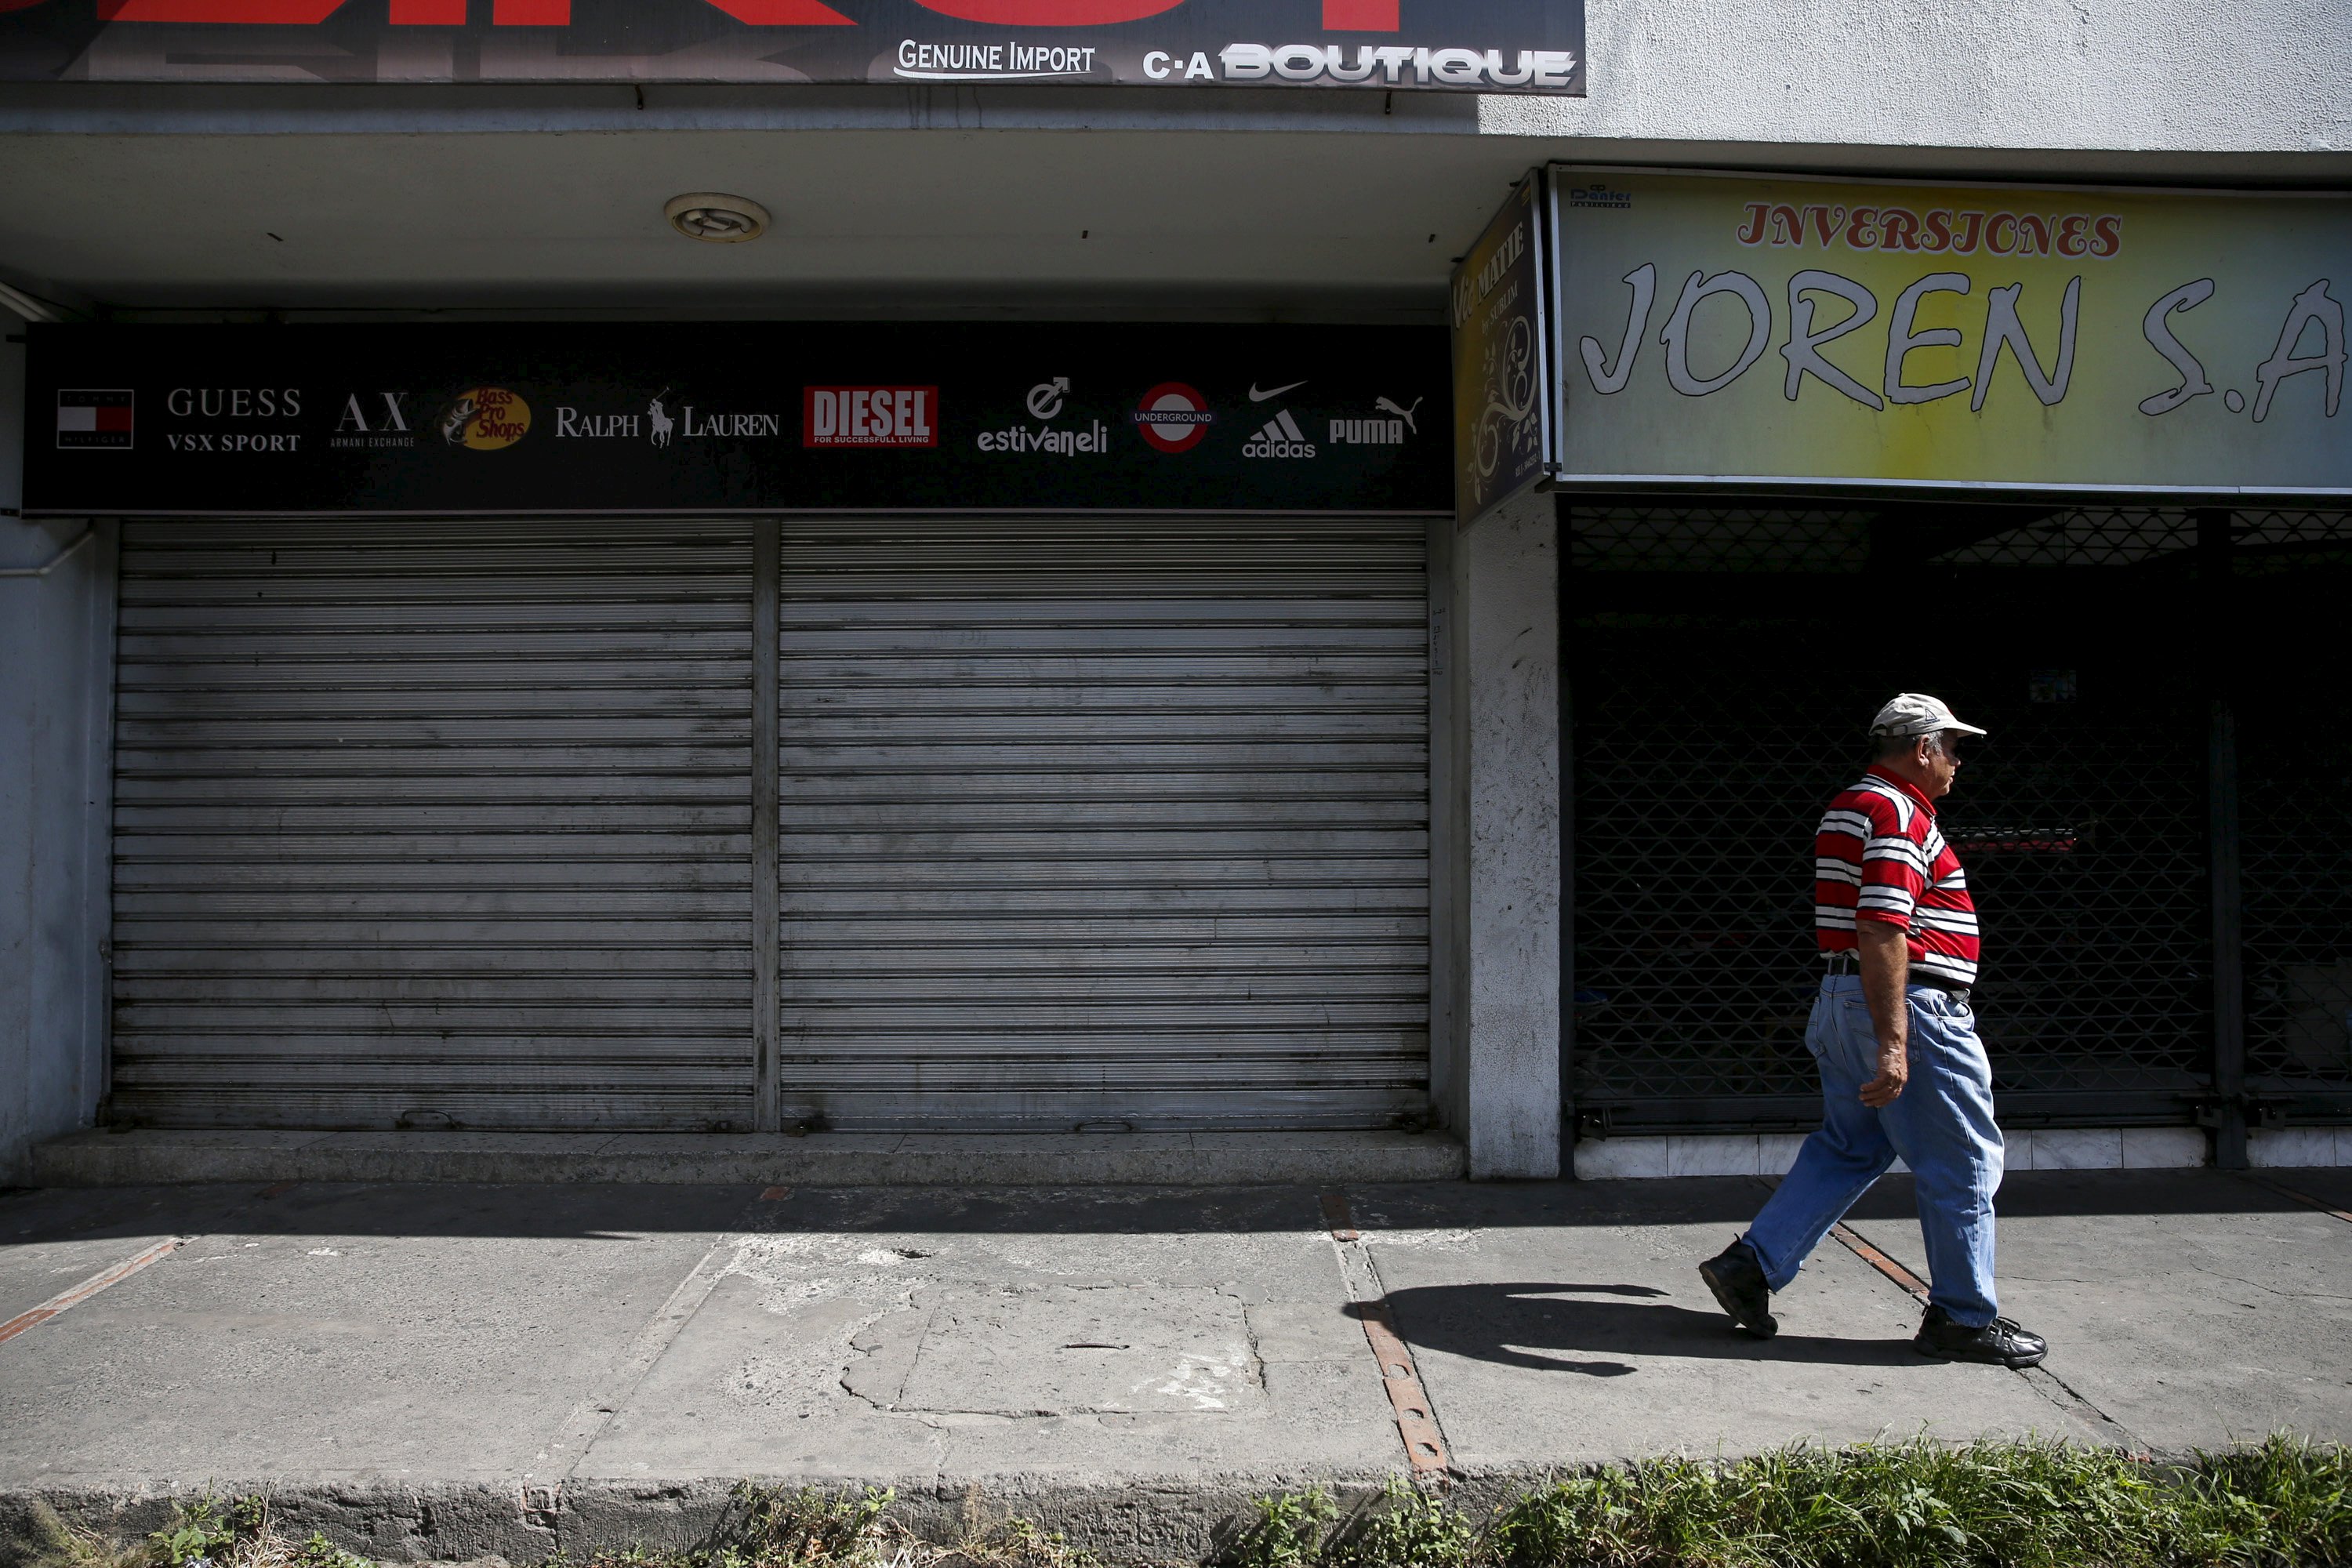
[111,519,754,1131]
[778,516,1432,1131]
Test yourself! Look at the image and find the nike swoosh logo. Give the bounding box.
[1247,379,1308,402]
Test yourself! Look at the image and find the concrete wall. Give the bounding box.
[1484,0,2352,158]
[1453,489,1562,1179]
[0,308,115,1185]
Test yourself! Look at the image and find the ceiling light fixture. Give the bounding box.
[664,193,771,243]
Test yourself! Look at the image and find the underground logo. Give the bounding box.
[1131,382,1214,453]
[439,387,532,450]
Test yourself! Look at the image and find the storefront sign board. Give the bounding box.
[1450,169,1553,528]
[0,1,1582,92]
[20,321,1449,516]
[1548,168,2352,495]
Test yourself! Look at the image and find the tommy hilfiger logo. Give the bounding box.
[1242,408,1316,459]
[57,390,134,450]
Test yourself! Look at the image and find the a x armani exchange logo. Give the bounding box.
[333,391,416,448]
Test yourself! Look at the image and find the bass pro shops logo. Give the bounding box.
[439,387,532,451]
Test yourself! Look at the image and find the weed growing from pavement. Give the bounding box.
[14,1493,374,1568]
[557,1486,1102,1568]
[22,1436,2352,1568]
[1229,1486,1338,1568]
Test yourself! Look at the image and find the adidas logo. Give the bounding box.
[1242,408,1317,459]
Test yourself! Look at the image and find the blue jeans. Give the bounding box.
[1741,975,2005,1327]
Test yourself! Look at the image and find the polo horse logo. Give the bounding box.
[648,390,675,448]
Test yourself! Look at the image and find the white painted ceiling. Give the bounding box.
[0,112,1544,320]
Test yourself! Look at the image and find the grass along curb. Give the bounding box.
[16,1435,2352,1568]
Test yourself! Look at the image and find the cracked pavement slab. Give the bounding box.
[1842,1168,2352,1455]
[855,1283,1264,1417]
[573,1185,1403,1487]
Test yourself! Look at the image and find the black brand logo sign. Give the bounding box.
[1131,382,1214,452]
[18,321,1454,515]
[56,389,133,450]
[153,386,307,453]
[557,390,786,443]
[803,386,938,448]
[333,391,415,448]
[1243,407,1316,459]
[1329,395,1421,446]
[439,387,532,451]
[979,376,1108,457]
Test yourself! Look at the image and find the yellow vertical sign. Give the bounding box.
[1452,170,1553,525]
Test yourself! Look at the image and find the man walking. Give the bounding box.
[1698,694,2048,1367]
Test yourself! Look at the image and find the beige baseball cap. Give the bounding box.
[1869,692,1987,739]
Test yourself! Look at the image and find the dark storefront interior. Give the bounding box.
[1564,501,2352,1154]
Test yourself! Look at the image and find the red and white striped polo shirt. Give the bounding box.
[1814,765,1980,985]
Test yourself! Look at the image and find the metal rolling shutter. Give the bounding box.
[110,519,754,1131]
[776,516,1431,1131]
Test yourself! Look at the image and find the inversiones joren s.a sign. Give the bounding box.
[1548,168,2352,495]
[1450,169,1553,528]
[0,1,1582,92]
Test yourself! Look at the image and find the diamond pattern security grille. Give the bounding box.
[2234,510,2352,1100]
[1929,506,2198,568]
[1570,506,1874,574]
[1571,504,2220,1133]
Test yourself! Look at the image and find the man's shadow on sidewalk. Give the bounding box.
[1356,1284,1920,1377]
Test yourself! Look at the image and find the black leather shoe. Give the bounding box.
[1697,1237,1778,1338]
[1914,1305,2048,1367]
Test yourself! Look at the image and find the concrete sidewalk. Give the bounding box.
[2,1169,2348,1563]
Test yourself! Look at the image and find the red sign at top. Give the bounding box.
[3,0,1582,92]
[87,0,1398,23]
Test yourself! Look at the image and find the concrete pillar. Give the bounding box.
[1451,489,1560,1178]
[0,310,117,1184]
